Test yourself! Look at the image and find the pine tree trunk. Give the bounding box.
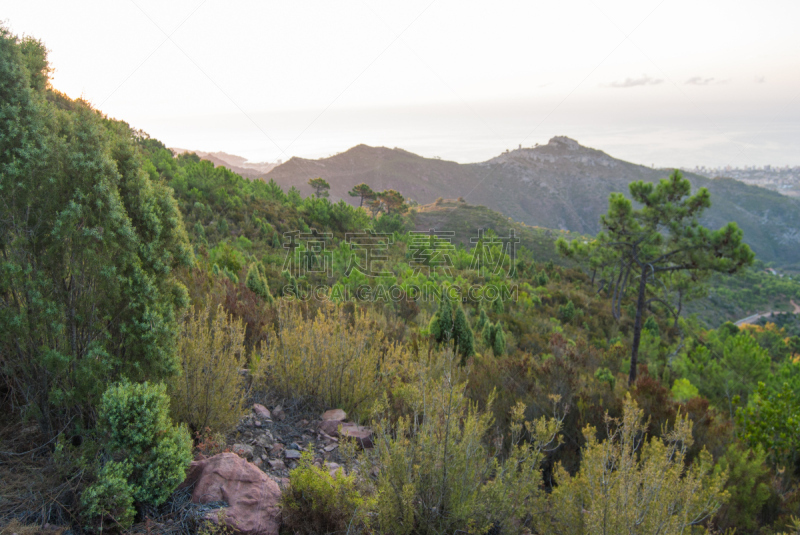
[629,265,649,385]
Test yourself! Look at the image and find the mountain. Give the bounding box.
[263,137,800,267]
[171,148,278,179]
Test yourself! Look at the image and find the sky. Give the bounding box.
[3,0,800,167]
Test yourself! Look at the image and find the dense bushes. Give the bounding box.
[170,302,247,434]
[281,452,367,535]
[255,303,406,419]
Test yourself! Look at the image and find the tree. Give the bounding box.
[0,29,194,432]
[378,189,408,215]
[348,183,376,207]
[246,263,274,303]
[558,171,754,385]
[429,288,475,364]
[308,177,330,198]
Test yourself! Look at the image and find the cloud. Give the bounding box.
[754,75,766,83]
[686,76,720,85]
[607,75,663,88]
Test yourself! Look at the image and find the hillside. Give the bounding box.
[263,137,800,267]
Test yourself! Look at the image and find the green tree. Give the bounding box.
[558,171,754,384]
[378,189,408,215]
[246,262,274,303]
[737,381,800,470]
[430,289,474,363]
[347,182,376,207]
[308,177,330,198]
[0,29,193,432]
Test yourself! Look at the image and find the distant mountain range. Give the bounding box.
[171,148,278,179]
[189,137,800,266]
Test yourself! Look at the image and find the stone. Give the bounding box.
[321,408,347,421]
[272,406,286,421]
[323,444,338,452]
[339,423,374,449]
[284,449,301,460]
[318,419,344,437]
[232,443,255,460]
[267,459,285,471]
[269,443,284,456]
[253,403,271,420]
[181,453,281,535]
[325,462,344,478]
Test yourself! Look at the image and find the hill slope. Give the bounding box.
[263,137,800,266]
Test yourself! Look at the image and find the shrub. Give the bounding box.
[547,396,729,535]
[80,461,136,532]
[82,381,192,531]
[170,302,247,434]
[368,351,562,535]
[256,303,405,419]
[282,452,367,535]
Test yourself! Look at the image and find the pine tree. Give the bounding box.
[492,321,506,356]
[246,263,274,303]
[475,306,489,333]
[558,170,754,384]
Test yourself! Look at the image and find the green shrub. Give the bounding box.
[82,381,192,530]
[80,461,136,532]
[282,452,367,535]
[171,302,247,434]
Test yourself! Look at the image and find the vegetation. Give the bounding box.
[5,23,800,534]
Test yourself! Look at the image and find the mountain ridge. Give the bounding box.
[207,137,800,266]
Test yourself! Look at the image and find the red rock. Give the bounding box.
[339,423,374,449]
[253,404,271,420]
[321,409,347,421]
[182,453,281,535]
[318,419,344,436]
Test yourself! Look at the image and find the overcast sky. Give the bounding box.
[4,0,799,167]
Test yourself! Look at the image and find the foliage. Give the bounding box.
[256,303,405,419]
[671,377,700,401]
[368,351,562,535]
[713,442,771,533]
[737,381,800,470]
[281,451,367,535]
[308,177,330,198]
[348,183,376,207]
[547,396,728,535]
[429,288,475,363]
[245,263,274,303]
[558,170,754,384]
[170,302,247,434]
[0,28,193,433]
[80,382,191,531]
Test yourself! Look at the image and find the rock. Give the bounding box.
[339,423,374,449]
[284,449,301,460]
[253,403,271,420]
[318,419,344,436]
[269,443,284,456]
[323,444,338,452]
[181,453,281,535]
[272,406,286,421]
[321,408,347,421]
[267,459,285,471]
[289,442,301,450]
[325,462,344,478]
[232,443,255,460]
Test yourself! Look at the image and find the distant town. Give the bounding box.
[683,165,800,197]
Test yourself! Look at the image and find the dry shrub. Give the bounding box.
[255,303,406,419]
[170,302,247,434]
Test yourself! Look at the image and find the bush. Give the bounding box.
[170,302,247,434]
[81,381,192,531]
[256,303,405,419]
[282,452,367,535]
[547,396,728,535]
[368,351,562,535]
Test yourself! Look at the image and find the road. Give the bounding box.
[734,299,800,326]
